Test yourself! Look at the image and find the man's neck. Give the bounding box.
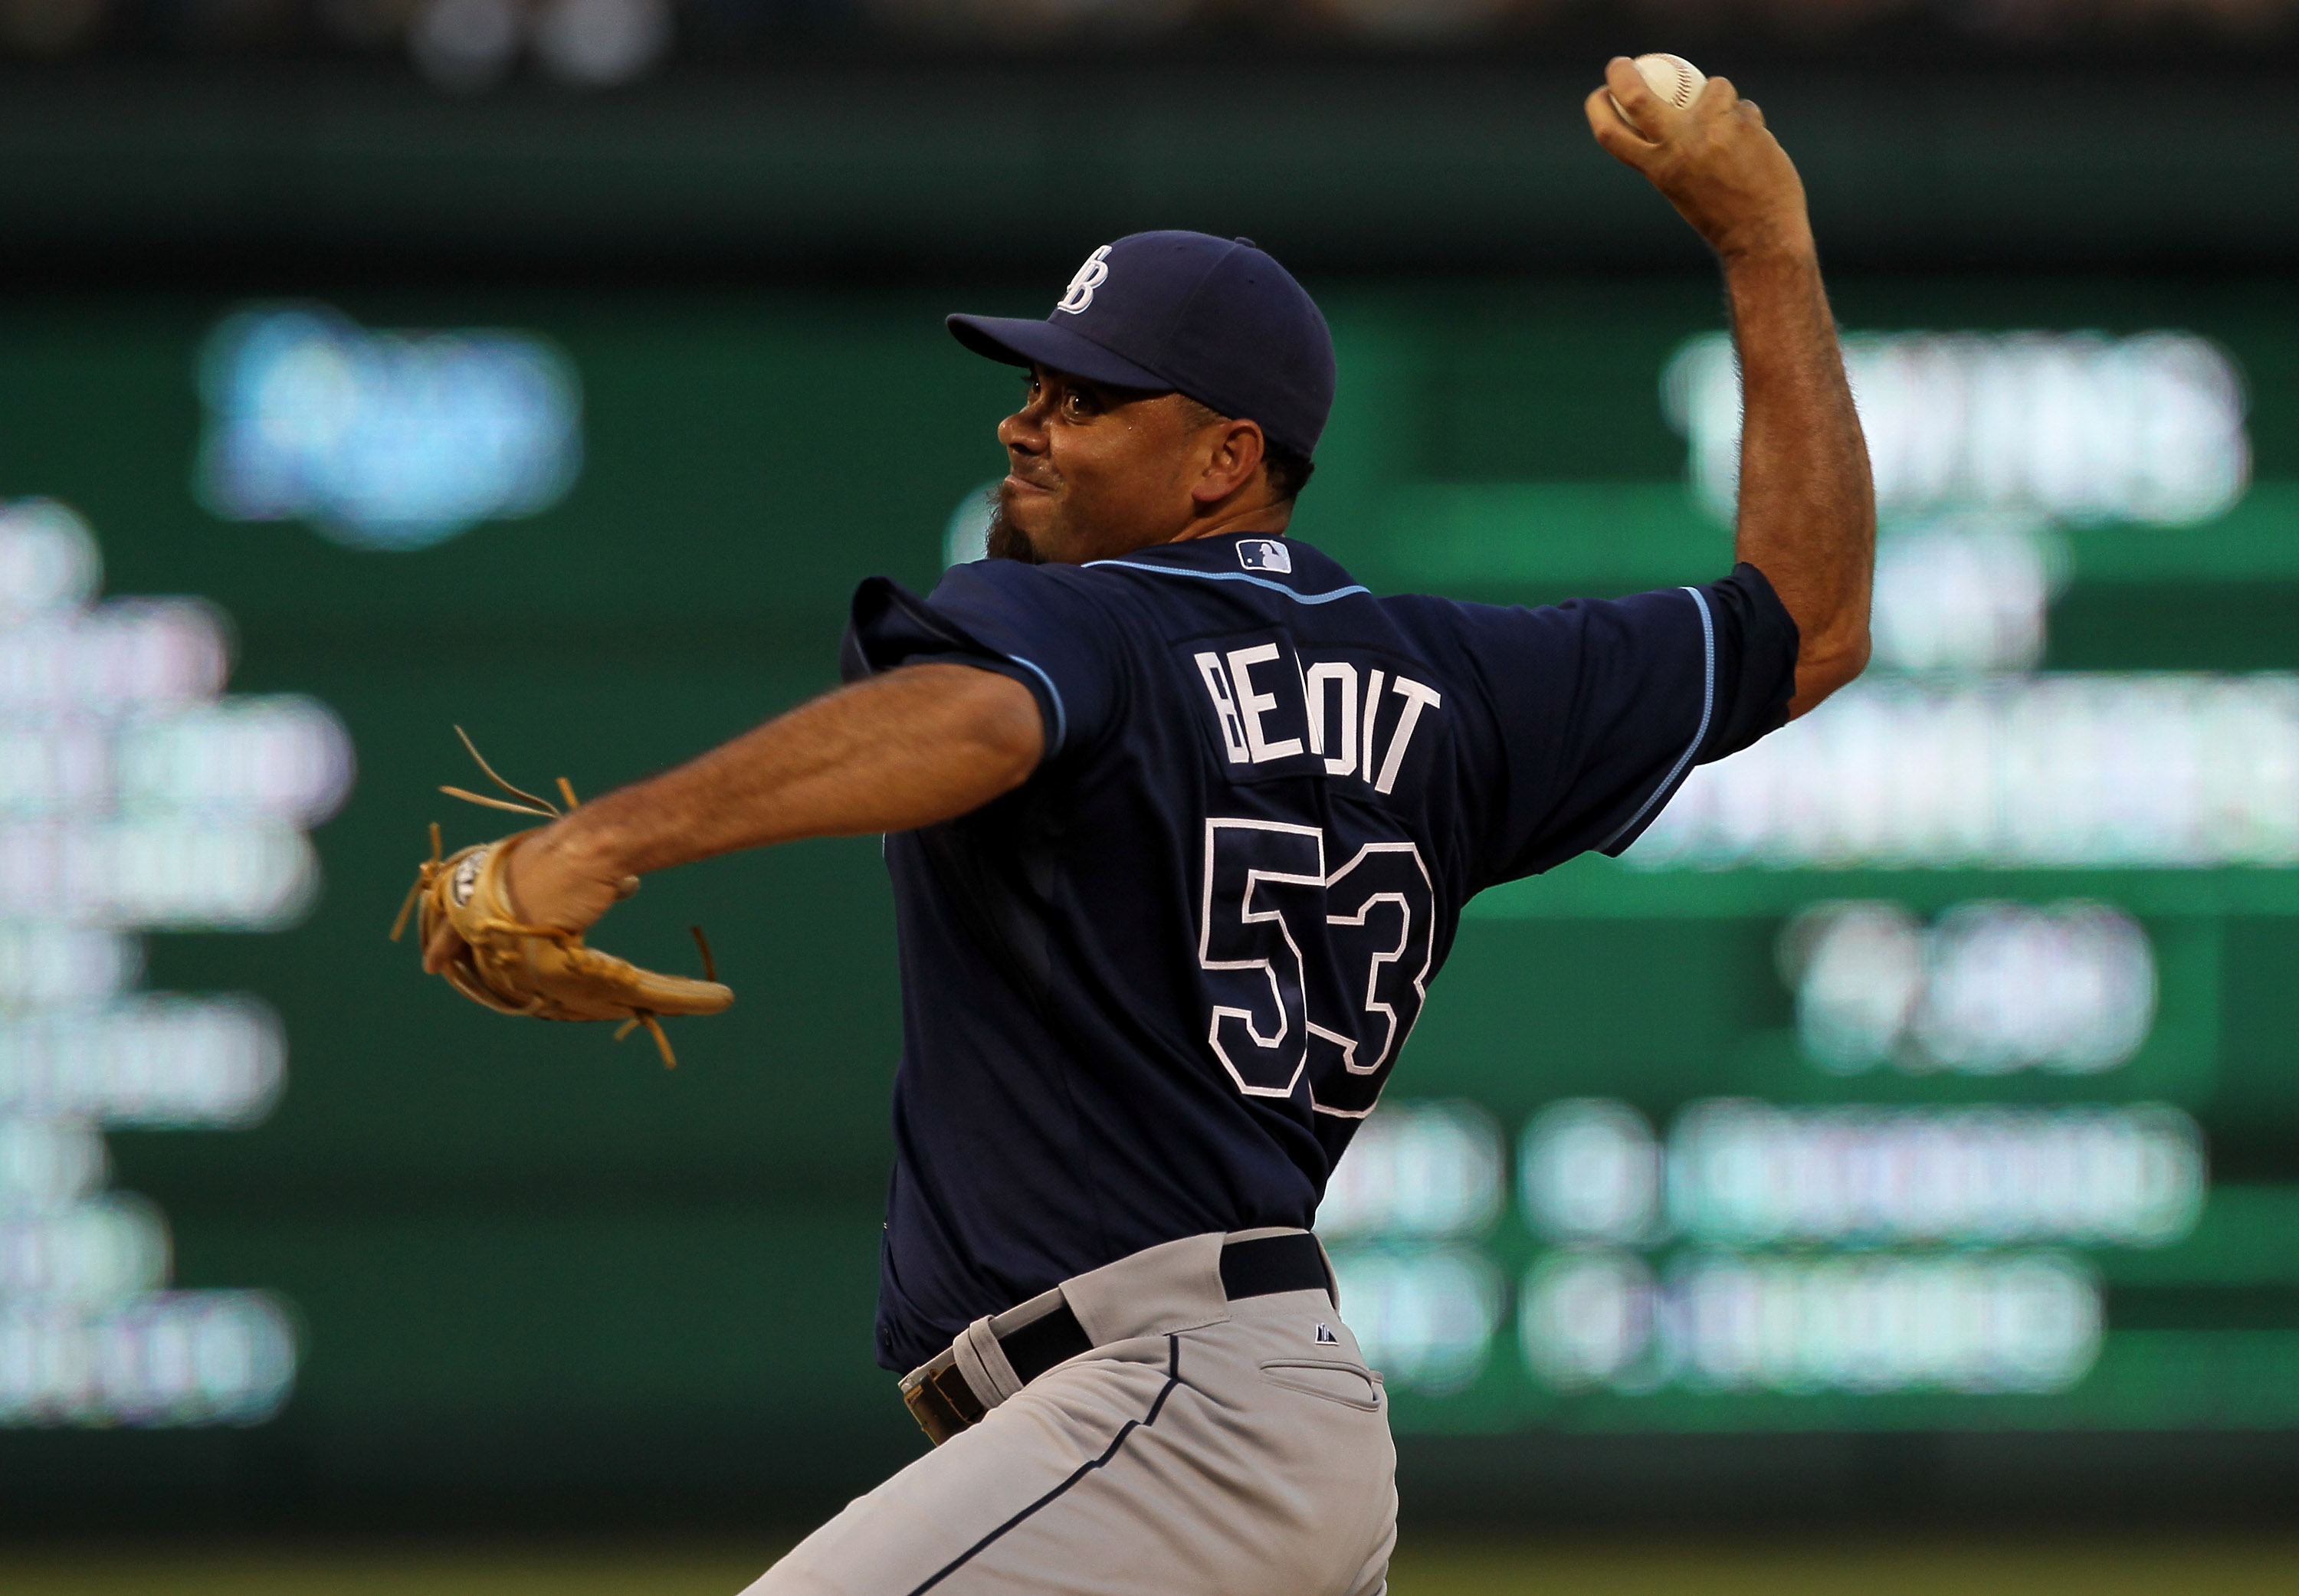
[1165,501,1292,546]
[1046,500,1292,565]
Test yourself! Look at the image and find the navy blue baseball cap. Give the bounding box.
[948,231,1336,458]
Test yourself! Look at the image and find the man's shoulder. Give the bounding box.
[1071,533,1372,608]
[927,555,1118,620]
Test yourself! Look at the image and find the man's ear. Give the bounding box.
[1191,419,1268,506]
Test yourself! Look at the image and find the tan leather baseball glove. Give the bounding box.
[391,732,733,1067]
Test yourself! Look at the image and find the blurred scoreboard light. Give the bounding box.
[0,1197,169,1301]
[1517,1097,1662,1246]
[1331,1247,1504,1396]
[0,1293,297,1427]
[0,997,285,1127]
[0,822,320,928]
[1667,329,2249,527]
[1321,1101,1507,1392]
[1343,1085,2199,1404]
[1507,1096,2196,1399]
[1318,1097,1503,1237]
[1523,1249,2101,1395]
[1669,1250,2103,1394]
[0,500,101,617]
[1782,900,2156,1074]
[115,701,357,821]
[1666,1100,2205,1248]
[0,599,228,708]
[1519,1250,1654,1390]
[1518,1098,2203,1250]
[1868,521,2064,675]
[0,1117,107,1210]
[0,499,335,1427]
[1637,330,2295,870]
[196,304,582,551]
[0,926,139,1008]
[944,481,999,567]
[1628,673,2299,869]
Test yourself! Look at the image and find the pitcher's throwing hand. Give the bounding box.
[1588,54,1817,264]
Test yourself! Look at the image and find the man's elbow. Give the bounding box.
[1787,624,1870,719]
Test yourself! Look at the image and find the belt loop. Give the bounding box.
[953,1315,1025,1410]
[1060,1232,1230,1347]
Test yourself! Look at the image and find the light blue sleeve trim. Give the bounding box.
[1595,585,1717,854]
[1005,653,1069,756]
[1084,559,1369,606]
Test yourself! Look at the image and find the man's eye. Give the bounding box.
[1064,392,1093,418]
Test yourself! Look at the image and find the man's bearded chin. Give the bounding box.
[986,495,1047,564]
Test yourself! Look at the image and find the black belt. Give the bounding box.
[901,1233,1330,1446]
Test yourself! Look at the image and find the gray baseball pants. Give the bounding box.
[743,1228,1397,1596]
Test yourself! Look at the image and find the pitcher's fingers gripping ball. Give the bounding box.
[1606,52,1705,133]
[390,730,733,1067]
[1586,54,1813,263]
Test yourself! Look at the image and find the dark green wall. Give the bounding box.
[3,274,2297,1528]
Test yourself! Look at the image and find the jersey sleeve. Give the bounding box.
[1445,562,1799,887]
[841,561,1128,766]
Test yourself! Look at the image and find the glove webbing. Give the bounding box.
[389,729,718,1070]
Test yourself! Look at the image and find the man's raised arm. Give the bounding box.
[1586,57,1874,718]
[424,664,1041,968]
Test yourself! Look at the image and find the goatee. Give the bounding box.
[986,497,1047,564]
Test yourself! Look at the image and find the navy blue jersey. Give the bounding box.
[842,532,1797,1372]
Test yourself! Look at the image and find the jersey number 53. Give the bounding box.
[1197,817,1435,1119]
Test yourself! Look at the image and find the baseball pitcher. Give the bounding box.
[412,60,1873,1596]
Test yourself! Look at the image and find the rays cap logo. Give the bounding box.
[1056,245,1113,314]
[947,231,1336,460]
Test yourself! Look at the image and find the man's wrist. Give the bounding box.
[536,808,633,883]
[1717,221,1819,270]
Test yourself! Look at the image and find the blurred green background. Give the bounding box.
[3,271,2297,1543]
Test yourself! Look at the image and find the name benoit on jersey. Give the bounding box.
[1186,632,1443,795]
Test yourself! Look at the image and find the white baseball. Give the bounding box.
[1609,53,1707,133]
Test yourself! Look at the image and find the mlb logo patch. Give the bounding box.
[1238,539,1291,575]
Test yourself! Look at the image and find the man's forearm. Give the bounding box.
[549,664,1044,880]
[1727,244,1875,716]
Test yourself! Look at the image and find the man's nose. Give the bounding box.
[998,408,1046,454]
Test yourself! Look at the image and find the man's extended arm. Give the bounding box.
[425,664,1041,966]
[1586,57,1874,717]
